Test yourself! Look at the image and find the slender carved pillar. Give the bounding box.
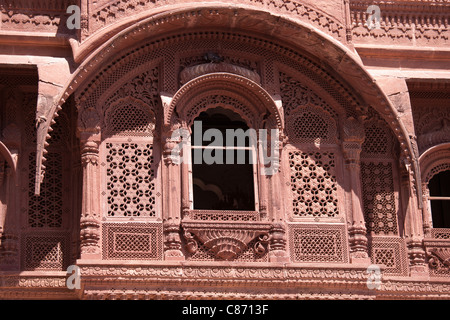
[1,165,19,269]
[342,118,370,263]
[79,137,101,259]
[0,130,20,270]
[180,123,191,219]
[162,124,184,260]
[343,0,353,43]
[77,105,102,259]
[421,185,432,238]
[80,0,89,40]
[71,156,83,263]
[401,163,427,276]
[0,160,6,235]
[0,163,19,268]
[258,135,269,221]
[268,222,289,262]
[264,131,289,262]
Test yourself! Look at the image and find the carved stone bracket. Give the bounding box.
[182,221,271,261]
[428,248,450,272]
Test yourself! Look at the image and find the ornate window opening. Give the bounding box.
[428,170,450,228]
[285,106,342,220]
[21,100,75,271]
[360,119,399,235]
[189,107,257,212]
[102,99,160,220]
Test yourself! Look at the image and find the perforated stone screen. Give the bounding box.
[102,223,163,260]
[361,161,398,235]
[289,151,339,218]
[105,142,156,218]
[22,234,70,271]
[289,224,348,263]
[368,236,408,276]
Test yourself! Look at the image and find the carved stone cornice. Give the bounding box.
[2,262,450,299]
[88,1,345,40]
[350,0,450,47]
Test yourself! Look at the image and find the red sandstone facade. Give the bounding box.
[0,0,449,300]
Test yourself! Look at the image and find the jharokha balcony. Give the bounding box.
[0,0,449,300]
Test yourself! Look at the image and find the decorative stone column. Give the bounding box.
[0,160,6,235]
[257,133,269,221]
[401,162,427,276]
[1,124,21,269]
[264,130,289,262]
[162,123,184,261]
[268,222,289,262]
[421,184,432,238]
[0,162,19,268]
[79,138,101,259]
[342,117,370,263]
[78,107,102,260]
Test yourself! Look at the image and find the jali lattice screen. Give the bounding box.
[289,224,348,263]
[105,142,156,218]
[289,151,339,218]
[102,223,163,260]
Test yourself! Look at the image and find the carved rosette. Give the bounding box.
[182,222,271,260]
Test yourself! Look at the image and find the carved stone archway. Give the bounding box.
[35,6,417,197]
[31,4,420,268]
[163,68,285,262]
[166,72,283,131]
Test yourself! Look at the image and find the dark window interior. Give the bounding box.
[191,108,255,211]
[429,170,450,228]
